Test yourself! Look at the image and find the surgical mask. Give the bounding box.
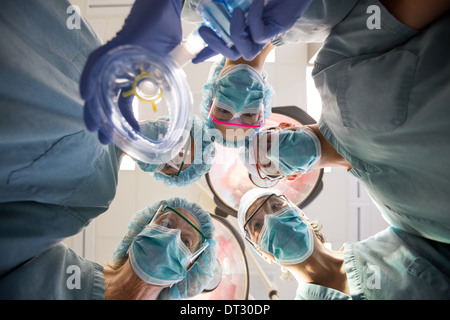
[129,225,191,286]
[209,64,265,128]
[258,207,314,265]
[257,127,321,178]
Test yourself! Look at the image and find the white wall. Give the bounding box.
[67,0,389,300]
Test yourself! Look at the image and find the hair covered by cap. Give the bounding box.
[237,188,283,234]
[112,197,217,300]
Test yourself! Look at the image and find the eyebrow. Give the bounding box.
[245,194,274,222]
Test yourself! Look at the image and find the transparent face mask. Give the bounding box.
[151,205,209,265]
[243,194,293,245]
[98,46,193,165]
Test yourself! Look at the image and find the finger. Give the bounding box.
[79,45,110,101]
[198,26,240,60]
[83,100,101,132]
[118,91,140,132]
[256,21,284,43]
[98,125,113,145]
[192,46,217,64]
[247,0,268,44]
[230,8,264,60]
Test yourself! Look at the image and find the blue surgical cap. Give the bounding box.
[199,57,274,147]
[112,197,217,300]
[136,115,216,187]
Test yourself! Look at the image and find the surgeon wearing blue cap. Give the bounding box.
[238,188,450,300]
[108,197,217,300]
[135,115,216,187]
[0,198,217,299]
[198,48,275,148]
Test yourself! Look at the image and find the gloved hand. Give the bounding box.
[193,0,312,63]
[80,0,183,144]
[193,6,265,63]
[247,0,312,44]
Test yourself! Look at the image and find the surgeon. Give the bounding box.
[197,47,275,148]
[245,122,325,183]
[0,198,217,299]
[180,0,312,148]
[238,188,450,300]
[136,115,215,187]
[119,90,216,187]
[181,0,302,148]
[202,0,450,244]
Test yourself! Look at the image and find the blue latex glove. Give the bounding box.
[193,0,312,63]
[80,0,183,144]
[247,0,312,44]
[193,7,264,63]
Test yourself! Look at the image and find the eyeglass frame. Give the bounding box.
[207,95,265,128]
[242,193,290,244]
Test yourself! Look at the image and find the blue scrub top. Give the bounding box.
[0,243,105,300]
[296,227,450,300]
[0,0,119,298]
[309,1,450,243]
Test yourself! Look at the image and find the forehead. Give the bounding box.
[172,208,201,230]
[245,195,271,221]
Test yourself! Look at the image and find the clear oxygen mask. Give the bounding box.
[97,46,193,164]
[96,0,253,164]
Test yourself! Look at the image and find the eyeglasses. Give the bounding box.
[207,101,265,128]
[151,205,209,264]
[252,130,284,182]
[243,194,290,244]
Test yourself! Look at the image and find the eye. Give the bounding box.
[270,202,283,212]
[182,237,193,250]
[155,212,177,228]
[249,216,264,236]
[218,108,231,114]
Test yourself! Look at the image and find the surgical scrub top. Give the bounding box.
[0,0,118,298]
[296,227,450,300]
[274,0,450,243]
[312,1,450,244]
